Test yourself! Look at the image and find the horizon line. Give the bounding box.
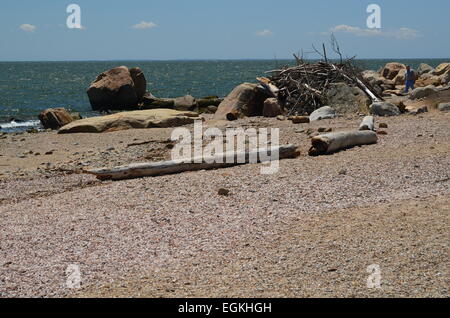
[0,57,449,63]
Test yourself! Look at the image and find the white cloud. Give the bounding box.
[132,21,157,29]
[390,27,421,40]
[256,29,273,37]
[19,24,36,32]
[331,25,381,37]
[324,24,421,39]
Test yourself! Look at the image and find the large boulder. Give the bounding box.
[432,63,450,76]
[38,108,75,130]
[58,109,200,134]
[380,62,406,80]
[417,63,433,75]
[370,102,400,116]
[263,98,284,117]
[325,83,371,113]
[309,106,337,121]
[87,66,144,111]
[409,86,438,100]
[214,83,267,120]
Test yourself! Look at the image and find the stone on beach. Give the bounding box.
[324,83,371,114]
[58,109,200,134]
[416,73,442,87]
[370,102,400,116]
[380,62,406,80]
[437,102,450,112]
[290,116,310,124]
[417,63,434,75]
[174,95,197,111]
[309,106,337,121]
[262,98,284,117]
[38,108,75,130]
[214,83,267,121]
[409,86,438,100]
[87,66,146,110]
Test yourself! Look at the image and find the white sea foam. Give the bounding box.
[0,120,41,129]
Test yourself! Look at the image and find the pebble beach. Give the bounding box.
[1,110,449,297]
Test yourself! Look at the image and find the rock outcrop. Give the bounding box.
[38,108,75,130]
[58,109,200,134]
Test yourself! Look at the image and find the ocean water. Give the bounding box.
[0,58,448,132]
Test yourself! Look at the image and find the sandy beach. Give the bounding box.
[1,109,449,298]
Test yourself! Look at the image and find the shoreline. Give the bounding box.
[1,59,449,131]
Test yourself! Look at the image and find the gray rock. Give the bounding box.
[417,63,434,75]
[205,105,218,114]
[370,102,400,116]
[409,86,438,100]
[325,83,371,114]
[309,106,337,121]
[437,103,450,111]
[174,95,197,111]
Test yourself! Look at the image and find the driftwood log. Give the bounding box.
[86,145,300,181]
[359,116,375,131]
[309,131,378,156]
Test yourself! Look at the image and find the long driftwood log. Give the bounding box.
[359,116,375,131]
[86,145,300,181]
[309,131,378,156]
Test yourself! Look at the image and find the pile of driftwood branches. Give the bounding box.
[262,42,382,115]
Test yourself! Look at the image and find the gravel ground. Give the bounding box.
[0,111,449,298]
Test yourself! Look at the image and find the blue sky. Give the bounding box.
[1,0,449,61]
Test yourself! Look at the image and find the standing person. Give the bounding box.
[404,65,416,93]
